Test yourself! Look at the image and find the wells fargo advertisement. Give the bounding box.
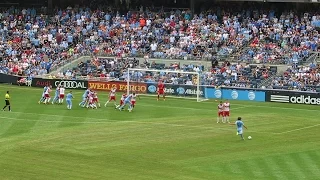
[88,81,147,93]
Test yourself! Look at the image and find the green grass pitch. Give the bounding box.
[0,84,319,180]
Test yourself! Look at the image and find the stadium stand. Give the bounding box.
[0,3,319,90]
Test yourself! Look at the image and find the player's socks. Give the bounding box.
[105,101,109,107]
[240,134,244,140]
[217,117,219,123]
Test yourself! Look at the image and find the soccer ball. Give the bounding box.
[248,136,252,140]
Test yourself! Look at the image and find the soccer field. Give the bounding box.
[0,84,319,180]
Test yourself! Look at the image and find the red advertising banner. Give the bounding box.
[88,81,147,93]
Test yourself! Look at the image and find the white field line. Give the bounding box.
[273,124,320,135]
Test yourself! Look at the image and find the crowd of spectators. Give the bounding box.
[0,7,90,77]
[238,11,320,64]
[68,56,276,88]
[271,62,320,91]
[0,4,319,90]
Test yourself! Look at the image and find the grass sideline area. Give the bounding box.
[0,84,319,180]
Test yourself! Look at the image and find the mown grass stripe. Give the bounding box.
[1,112,38,138]
[244,159,268,179]
[281,155,307,179]
[0,116,15,137]
[299,152,320,178]
[30,114,62,134]
[264,157,289,180]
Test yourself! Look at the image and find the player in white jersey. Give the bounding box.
[131,93,140,109]
[86,91,97,109]
[217,101,224,123]
[104,88,117,107]
[223,100,230,123]
[93,91,100,108]
[59,86,65,104]
[43,85,52,104]
[116,93,126,109]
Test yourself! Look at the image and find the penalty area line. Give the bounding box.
[273,124,320,135]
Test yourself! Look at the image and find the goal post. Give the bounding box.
[126,68,208,102]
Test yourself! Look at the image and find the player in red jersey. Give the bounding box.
[217,101,224,123]
[104,88,117,107]
[223,100,230,123]
[157,80,165,101]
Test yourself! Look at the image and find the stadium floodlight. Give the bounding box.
[126,68,208,102]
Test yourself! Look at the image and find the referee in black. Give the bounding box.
[2,91,11,111]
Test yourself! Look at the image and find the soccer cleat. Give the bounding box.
[237,132,239,135]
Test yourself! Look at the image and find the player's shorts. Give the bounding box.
[109,96,116,101]
[223,111,230,116]
[44,94,50,98]
[124,100,131,105]
[60,94,64,99]
[66,99,72,105]
[131,101,136,106]
[120,100,124,105]
[5,100,10,106]
[93,98,98,102]
[158,90,164,95]
[218,111,224,117]
[237,129,243,135]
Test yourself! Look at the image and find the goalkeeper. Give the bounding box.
[157,80,165,101]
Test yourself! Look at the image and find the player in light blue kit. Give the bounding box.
[66,91,74,110]
[230,117,248,140]
[38,86,48,104]
[79,89,90,107]
[52,86,60,104]
[118,93,134,112]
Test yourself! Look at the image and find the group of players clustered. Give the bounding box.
[37,82,247,140]
[38,82,166,112]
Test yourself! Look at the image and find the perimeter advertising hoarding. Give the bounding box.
[32,78,88,89]
[88,81,147,94]
[205,87,266,102]
[146,83,204,96]
[266,90,320,105]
